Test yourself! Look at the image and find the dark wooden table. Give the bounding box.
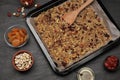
[0,0,120,80]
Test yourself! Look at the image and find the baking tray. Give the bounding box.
[26,0,120,75]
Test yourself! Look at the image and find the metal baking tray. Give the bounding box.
[26,0,120,75]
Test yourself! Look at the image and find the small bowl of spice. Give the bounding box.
[4,25,29,48]
[104,55,119,71]
[12,50,34,71]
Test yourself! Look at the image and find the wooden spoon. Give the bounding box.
[62,0,94,25]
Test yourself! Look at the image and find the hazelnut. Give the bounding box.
[20,0,34,7]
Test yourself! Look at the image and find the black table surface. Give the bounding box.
[0,0,120,80]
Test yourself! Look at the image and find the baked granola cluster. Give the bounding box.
[34,0,111,69]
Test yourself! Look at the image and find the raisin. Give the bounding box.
[104,33,110,38]
[7,12,12,17]
[95,34,97,38]
[81,37,83,40]
[90,28,93,31]
[82,26,87,30]
[91,39,93,41]
[95,39,98,42]
[62,61,67,67]
[56,40,62,46]
[61,26,66,31]
[68,26,75,31]
[81,49,83,52]
[80,44,84,48]
[90,43,93,46]
[35,22,38,26]
[82,31,84,34]
[88,20,91,23]
[17,7,22,13]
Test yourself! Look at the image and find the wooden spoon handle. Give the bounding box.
[77,0,94,12]
[62,0,94,25]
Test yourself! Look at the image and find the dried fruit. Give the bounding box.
[7,27,28,47]
[17,7,22,13]
[12,39,21,47]
[7,12,12,17]
[104,55,119,71]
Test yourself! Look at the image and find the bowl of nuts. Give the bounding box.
[4,24,29,48]
[12,50,34,71]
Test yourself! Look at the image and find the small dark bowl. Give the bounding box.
[104,55,119,71]
[4,25,29,48]
[12,50,34,71]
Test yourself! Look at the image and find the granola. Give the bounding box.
[34,0,111,69]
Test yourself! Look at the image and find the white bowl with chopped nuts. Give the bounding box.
[12,50,34,71]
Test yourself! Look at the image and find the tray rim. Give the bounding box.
[26,0,120,75]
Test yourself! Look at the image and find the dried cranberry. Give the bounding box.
[104,33,110,38]
[82,26,87,30]
[62,61,67,67]
[7,12,12,17]
[17,7,22,13]
[104,55,119,71]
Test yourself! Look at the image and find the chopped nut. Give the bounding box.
[21,7,25,13]
[15,13,20,17]
[22,12,26,18]
[13,13,16,16]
